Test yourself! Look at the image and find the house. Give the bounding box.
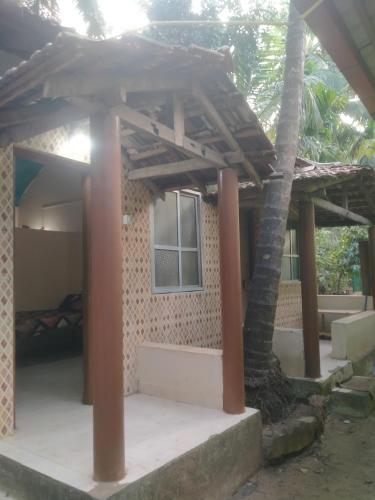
[0,31,276,499]
[228,157,375,383]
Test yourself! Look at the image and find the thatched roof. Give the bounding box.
[207,158,375,227]
[0,32,275,193]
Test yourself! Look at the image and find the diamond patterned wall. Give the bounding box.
[0,127,68,437]
[122,175,222,394]
[275,281,303,329]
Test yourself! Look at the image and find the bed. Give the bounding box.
[16,294,83,341]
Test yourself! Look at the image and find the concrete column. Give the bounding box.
[82,173,93,405]
[90,111,125,481]
[299,200,321,379]
[218,168,245,414]
[368,227,375,303]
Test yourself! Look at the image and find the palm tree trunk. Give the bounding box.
[243,4,305,422]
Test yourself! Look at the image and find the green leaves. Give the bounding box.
[316,227,368,294]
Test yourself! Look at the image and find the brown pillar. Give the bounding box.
[82,173,93,405]
[218,168,245,414]
[299,200,321,379]
[91,111,125,481]
[368,227,375,304]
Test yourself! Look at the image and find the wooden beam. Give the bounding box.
[127,144,168,161]
[128,159,212,180]
[309,196,371,225]
[44,72,188,99]
[121,146,165,201]
[113,104,227,168]
[192,84,262,188]
[14,145,89,170]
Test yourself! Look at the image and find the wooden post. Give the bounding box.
[368,227,375,304]
[299,200,321,379]
[90,111,125,482]
[218,168,245,414]
[82,173,93,405]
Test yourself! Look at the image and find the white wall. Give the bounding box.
[331,311,375,361]
[273,328,305,377]
[17,165,83,232]
[137,342,223,409]
[318,295,373,311]
[14,228,83,311]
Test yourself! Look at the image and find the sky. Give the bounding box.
[59,0,286,38]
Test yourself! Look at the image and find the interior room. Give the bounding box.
[13,146,84,373]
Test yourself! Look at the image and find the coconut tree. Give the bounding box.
[243,3,306,421]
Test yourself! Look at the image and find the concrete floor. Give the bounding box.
[0,356,257,494]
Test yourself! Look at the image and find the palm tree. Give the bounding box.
[17,0,105,38]
[243,3,306,422]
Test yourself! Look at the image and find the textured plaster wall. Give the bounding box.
[122,177,222,394]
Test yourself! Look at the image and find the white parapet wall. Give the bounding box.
[331,311,375,360]
[273,328,305,378]
[318,295,373,311]
[137,342,223,409]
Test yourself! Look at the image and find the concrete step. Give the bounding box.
[330,376,375,418]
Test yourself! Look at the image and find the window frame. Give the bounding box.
[150,190,203,294]
[281,228,300,282]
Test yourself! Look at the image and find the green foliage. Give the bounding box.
[143,0,375,165]
[315,226,368,294]
[17,0,105,38]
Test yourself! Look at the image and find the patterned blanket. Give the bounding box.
[16,294,82,340]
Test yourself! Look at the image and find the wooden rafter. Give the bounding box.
[121,147,165,200]
[113,104,227,168]
[192,84,262,188]
[308,196,371,225]
[127,159,212,180]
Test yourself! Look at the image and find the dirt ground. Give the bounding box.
[233,413,375,500]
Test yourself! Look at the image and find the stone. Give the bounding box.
[288,376,333,399]
[264,416,319,464]
[341,376,375,398]
[330,387,375,418]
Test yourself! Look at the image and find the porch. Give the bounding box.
[0,356,261,499]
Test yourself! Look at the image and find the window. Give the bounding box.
[281,229,300,281]
[151,191,202,292]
